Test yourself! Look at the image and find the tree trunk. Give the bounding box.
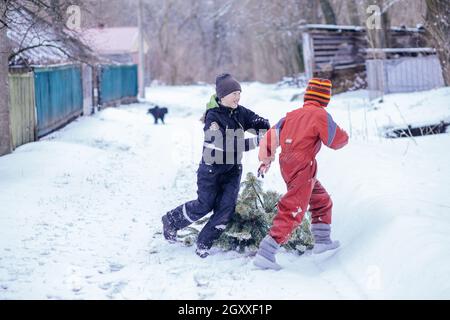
[346,0,361,26]
[305,0,320,24]
[50,0,64,33]
[319,0,337,25]
[0,22,12,156]
[425,0,450,85]
[366,0,391,58]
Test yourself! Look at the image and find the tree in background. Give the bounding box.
[320,0,337,25]
[0,1,12,156]
[425,0,450,85]
[79,0,428,84]
[365,0,392,58]
[5,0,429,85]
[345,0,362,26]
[0,0,96,156]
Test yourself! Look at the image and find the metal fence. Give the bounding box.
[4,63,138,152]
[366,54,445,100]
[34,65,83,138]
[98,64,138,105]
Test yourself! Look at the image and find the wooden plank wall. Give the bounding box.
[302,26,429,77]
[310,30,367,73]
[8,72,36,149]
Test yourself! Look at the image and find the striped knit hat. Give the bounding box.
[304,78,332,107]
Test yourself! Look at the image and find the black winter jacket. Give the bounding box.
[202,100,270,165]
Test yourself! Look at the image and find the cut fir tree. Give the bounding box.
[215,172,314,254]
[179,172,314,255]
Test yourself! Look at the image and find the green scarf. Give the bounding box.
[206,94,219,110]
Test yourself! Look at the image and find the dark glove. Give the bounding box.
[252,117,270,131]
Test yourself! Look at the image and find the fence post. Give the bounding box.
[302,32,314,80]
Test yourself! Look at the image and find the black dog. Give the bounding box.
[147,106,168,124]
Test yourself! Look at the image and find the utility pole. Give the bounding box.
[138,0,146,99]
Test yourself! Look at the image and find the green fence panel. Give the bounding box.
[34,65,83,138]
[99,64,138,104]
[9,72,36,149]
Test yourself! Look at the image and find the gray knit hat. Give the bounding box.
[215,73,241,99]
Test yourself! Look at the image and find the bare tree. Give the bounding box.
[365,0,392,59]
[4,0,96,66]
[425,0,450,85]
[78,0,429,84]
[345,0,362,26]
[305,0,320,24]
[320,0,337,25]
[0,0,12,156]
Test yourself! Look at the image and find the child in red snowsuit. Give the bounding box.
[254,78,349,270]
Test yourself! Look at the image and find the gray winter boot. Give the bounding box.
[253,235,282,270]
[311,223,340,254]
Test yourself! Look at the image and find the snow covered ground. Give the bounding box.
[0,83,449,299]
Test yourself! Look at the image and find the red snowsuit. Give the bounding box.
[258,100,349,244]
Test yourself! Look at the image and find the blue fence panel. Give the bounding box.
[34,65,83,138]
[99,64,138,104]
[121,65,138,98]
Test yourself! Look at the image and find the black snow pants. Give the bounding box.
[165,163,242,249]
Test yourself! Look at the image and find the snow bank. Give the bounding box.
[1,83,449,299]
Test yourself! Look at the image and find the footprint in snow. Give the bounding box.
[109,262,125,273]
[107,281,128,299]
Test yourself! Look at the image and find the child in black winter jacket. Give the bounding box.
[162,74,270,258]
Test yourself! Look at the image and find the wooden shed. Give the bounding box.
[300,24,431,92]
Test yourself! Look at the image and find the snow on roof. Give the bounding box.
[6,7,96,66]
[7,8,70,65]
[81,27,141,55]
[365,48,435,54]
[302,24,365,32]
[303,24,425,33]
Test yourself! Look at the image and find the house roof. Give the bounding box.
[7,7,96,66]
[81,27,147,55]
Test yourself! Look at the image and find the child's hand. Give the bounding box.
[257,162,270,178]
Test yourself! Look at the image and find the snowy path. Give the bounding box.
[1,83,449,299]
[0,105,357,299]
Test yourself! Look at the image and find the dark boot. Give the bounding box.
[162,215,178,243]
[195,243,210,258]
[195,247,209,258]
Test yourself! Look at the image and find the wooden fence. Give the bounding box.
[5,62,139,151]
[8,72,36,149]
